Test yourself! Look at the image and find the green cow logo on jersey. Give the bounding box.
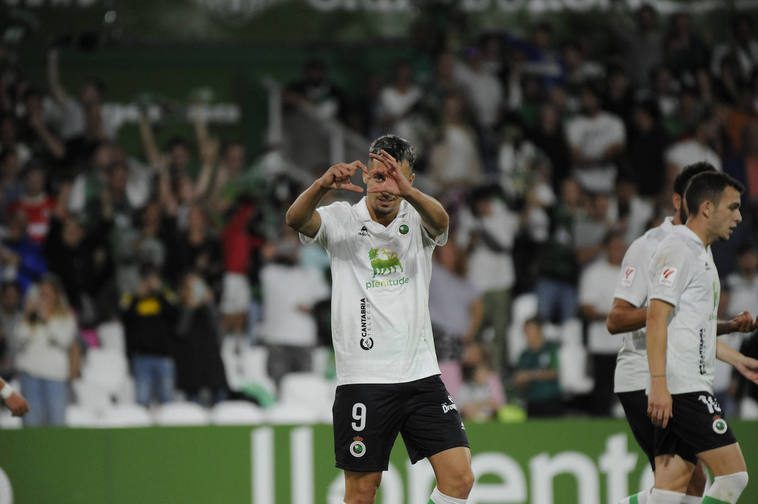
[368,248,404,277]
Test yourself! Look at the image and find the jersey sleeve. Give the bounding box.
[647,239,692,308]
[417,209,448,247]
[298,201,350,249]
[613,238,649,307]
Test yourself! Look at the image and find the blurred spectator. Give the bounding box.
[170,204,224,294]
[0,149,23,214]
[284,58,345,122]
[611,178,654,245]
[15,274,77,426]
[376,61,423,149]
[46,48,124,142]
[427,93,483,190]
[603,65,635,128]
[456,186,520,376]
[220,198,265,339]
[0,281,21,379]
[120,265,177,407]
[562,41,603,91]
[578,231,626,417]
[259,231,329,386]
[1,207,47,292]
[457,343,506,422]
[17,87,65,163]
[175,272,228,405]
[514,316,562,417]
[609,2,663,87]
[711,18,758,81]
[574,192,614,265]
[0,115,31,166]
[519,22,563,84]
[625,98,668,198]
[43,184,113,320]
[664,108,722,183]
[566,83,626,194]
[528,103,571,195]
[455,47,504,133]
[716,244,758,414]
[536,178,583,323]
[6,160,55,243]
[429,242,483,399]
[664,13,709,82]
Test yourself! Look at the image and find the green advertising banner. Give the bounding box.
[0,420,757,503]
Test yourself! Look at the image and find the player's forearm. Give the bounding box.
[403,187,448,238]
[646,308,668,377]
[716,340,743,367]
[285,181,329,231]
[606,300,646,334]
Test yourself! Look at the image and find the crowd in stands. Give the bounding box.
[1,3,758,427]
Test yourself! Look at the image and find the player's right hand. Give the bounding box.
[317,161,366,193]
[648,379,672,428]
[5,392,30,417]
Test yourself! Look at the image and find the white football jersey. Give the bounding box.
[612,217,674,393]
[647,225,720,395]
[301,197,444,385]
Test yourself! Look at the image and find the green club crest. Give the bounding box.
[368,248,403,277]
[399,224,409,235]
[712,418,728,435]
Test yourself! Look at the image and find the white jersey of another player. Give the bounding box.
[612,217,674,393]
[301,197,443,385]
[647,225,720,394]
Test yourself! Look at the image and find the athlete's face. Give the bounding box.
[364,158,413,219]
[710,186,742,241]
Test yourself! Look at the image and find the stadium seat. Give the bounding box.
[279,372,335,422]
[100,404,152,428]
[558,322,594,395]
[210,400,265,425]
[264,402,321,425]
[153,401,210,426]
[741,397,758,420]
[65,404,106,428]
[0,409,22,429]
[73,347,132,410]
[96,321,126,353]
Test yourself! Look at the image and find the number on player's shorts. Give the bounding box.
[698,394,722,414]
[351,403,367,431]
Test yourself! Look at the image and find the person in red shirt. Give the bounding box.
[6,161,56,244]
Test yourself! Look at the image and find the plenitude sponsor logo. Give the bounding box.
[365,277,409,289]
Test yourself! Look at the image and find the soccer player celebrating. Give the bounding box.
[607,163,758,504]
[0,377,29,417]
[286,134,474,504]
[647,171,756,504]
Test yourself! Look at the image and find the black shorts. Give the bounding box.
[333,375,470,472]
[654,391,737,461]
[617,390,697,468]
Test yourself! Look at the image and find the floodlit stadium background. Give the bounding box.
[0,1,757,503]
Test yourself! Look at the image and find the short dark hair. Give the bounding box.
[673,162,717,196]
[524,315,544,328]
[685,171,744,217]
[369,134,416,171]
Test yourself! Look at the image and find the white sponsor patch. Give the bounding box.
[621,267,636,287]
[712,418,728,435]
[659,267,677,287]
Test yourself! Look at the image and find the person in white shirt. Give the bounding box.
[646,171,757,504]
[565,84,626,194]
[607,164,757,504]
[286,134,473,504]
[15,274,78,426]
[579,230,627,416]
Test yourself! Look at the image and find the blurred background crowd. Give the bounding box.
[0,0,757,427]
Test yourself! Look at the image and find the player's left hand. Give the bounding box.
[367,150,413,197]
[736,356,758,385]
[4,392,30,417]
[729,311,754,333]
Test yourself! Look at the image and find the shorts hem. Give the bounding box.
[409,440,471,465]
[335,462,388,473]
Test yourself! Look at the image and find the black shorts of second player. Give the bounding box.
[654,391,737,461]
[333,374,470,472]
[617,390,697,468]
